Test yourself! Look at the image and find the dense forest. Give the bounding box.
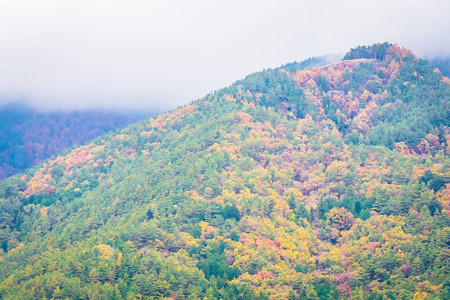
[0,102,150,179]
[0,43,449,299]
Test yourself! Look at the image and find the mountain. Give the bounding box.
[0,43,450,299]
[0,102,151,180]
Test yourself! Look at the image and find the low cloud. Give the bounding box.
[0,0,449,110]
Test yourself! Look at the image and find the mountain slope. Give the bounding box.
[0,102,151,179]
[283,43,450,150]
[0,43,450,299]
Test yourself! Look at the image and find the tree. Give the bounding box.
[191,224,202,239]
[146,209,154,220]
[223,203,241,221]
[326,207,355,231]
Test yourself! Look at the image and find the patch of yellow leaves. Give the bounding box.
[93,244,114,260]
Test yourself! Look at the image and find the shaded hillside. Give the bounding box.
[0,102,151,179]
[0,44,449,299]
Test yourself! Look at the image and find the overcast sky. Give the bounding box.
[0,0,449,111]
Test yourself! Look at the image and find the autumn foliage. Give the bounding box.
[0,43,449,299]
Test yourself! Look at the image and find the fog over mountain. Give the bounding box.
[0,0,449,110]
[426,55,450,77]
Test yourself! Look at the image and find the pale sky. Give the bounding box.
[0,0,449,111]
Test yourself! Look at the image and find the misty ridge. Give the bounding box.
[1,48,449,181]
[0,54,343,181]
[0,52,344,181]
[0,100,153,179]
[425,55,450,77]
[0,51,341,180]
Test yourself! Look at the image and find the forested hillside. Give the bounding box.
[0,43,450,299]
[0,102,150,179]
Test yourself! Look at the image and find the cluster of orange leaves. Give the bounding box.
[23,143,105,198]
[23,164,54,198]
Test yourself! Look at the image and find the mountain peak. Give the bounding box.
[342,42,417,62]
